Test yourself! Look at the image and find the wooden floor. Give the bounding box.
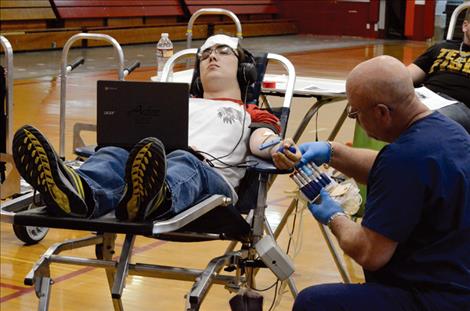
[0,39,428,311]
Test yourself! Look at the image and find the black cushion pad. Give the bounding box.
[13,204,251,241]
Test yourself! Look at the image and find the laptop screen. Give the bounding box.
[97,80,189,152]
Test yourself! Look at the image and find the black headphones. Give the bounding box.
[190,47,258,99]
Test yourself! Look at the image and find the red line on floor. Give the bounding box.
[1,238,167,304]
[0,282,27,290]
[0,285,34,303]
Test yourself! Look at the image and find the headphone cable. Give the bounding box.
[199,82,251,168]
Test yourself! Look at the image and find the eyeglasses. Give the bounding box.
[346,104,360,119]
[198,45,237,61]
[346,103,393,119]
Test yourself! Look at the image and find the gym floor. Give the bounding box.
[0,34,429,311]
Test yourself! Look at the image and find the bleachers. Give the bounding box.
[52,0,183,18]
[51,0,184,27]
[0,0,298,51]
[184,0,296,37]
[0,0,56,30]
[213,19,297,38]
[185,0,279,19]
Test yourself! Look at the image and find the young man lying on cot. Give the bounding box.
[12,34,301,221]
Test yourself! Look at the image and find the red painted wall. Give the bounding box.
[405,0,435,40]
[278,0,434,40]
[278,0,379,38]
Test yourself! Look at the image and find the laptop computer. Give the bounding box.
[97,80,189,152]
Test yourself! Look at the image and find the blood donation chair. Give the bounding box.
[0,49,298,311]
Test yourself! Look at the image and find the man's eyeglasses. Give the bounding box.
[198,45,237,61]
[346,104,393,119]
[346,104,360,119]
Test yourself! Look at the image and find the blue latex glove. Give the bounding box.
[298,141,331,168]
[307,189,343,225]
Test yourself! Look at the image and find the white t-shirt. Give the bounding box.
[189,98,251,189]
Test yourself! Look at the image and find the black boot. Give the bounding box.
[12,125,89,217]
[115,137,168,221]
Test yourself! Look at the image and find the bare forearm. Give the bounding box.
[407,64,426,85]
[329,142,378,184]
[329,216,371,267]
[249,128,279,159]
[328,216,397,271]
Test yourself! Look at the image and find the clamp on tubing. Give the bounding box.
[124,61,141,77]
[66,57,85,72]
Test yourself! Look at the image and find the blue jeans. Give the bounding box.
[293,282,466,311]
[76,147,233,218]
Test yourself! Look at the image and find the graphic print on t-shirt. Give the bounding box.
[217,107,244,125]
[429,47,470,76]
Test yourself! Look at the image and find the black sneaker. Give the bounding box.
[12,125,89,217]
[115,137,168,221]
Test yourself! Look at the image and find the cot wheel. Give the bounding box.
[12,224,48,245]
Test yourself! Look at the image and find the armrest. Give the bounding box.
[246,155,293,175]
[152,194,231,234]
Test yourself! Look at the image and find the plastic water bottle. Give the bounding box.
[156,33,173,80]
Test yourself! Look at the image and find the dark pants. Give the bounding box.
[293,283,426,311]
[437,102,470,134]
[76,148,233,218]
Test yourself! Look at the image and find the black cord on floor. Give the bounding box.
[267,281,280,311]
[251,264,279,292]
[286,202,299,255]
[315,107,320,141]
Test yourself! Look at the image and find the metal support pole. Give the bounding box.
[318,223,351,283]
[186,8,243,49]
[446,2,470,40]
[59,33,125,158]
[0,36,14,154]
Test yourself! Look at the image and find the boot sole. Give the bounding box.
[116,137,166,221]
[12,125,88,217]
